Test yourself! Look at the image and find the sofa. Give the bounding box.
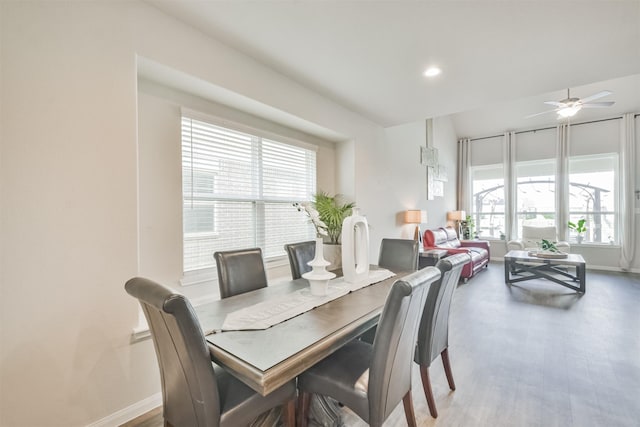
[423,227,490,282]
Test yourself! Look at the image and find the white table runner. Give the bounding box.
[218,269,395,332]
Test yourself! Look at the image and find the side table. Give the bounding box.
[419,249,449,269]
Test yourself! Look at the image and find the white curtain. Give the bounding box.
[620,113,636,270]
[555,124,570,240]
[457,138,471,212]
[503,132,517,240]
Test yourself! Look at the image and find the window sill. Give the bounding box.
[569,243,620,249]
[181,267,216,287]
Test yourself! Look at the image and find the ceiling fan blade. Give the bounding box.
[525,109,558,118]
[579,90,612,104]
[581,101,615,108]
[544,101,564,107]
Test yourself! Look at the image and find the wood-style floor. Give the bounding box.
[123,262,640,427]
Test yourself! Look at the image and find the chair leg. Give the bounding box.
[282,399,296,427]
[297,391,311,427]
[441,348,456,391]
[402,390,417,427]
[420,365,438,418]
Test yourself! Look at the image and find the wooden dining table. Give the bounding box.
[194,266,407,397]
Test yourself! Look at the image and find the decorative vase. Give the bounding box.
[302,237,336,296]
[341,208,370,284]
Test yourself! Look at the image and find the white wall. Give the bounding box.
[379,117,458,245]
[0,1,443,425]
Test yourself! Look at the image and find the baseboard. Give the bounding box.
[490,258,640,274]
[87,393,161,427]
[586,265,640,274]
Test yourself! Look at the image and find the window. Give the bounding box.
[470,164,505,239]
[182,116,317,273]
[515,159,556,236]
[568,153,618,244]
[464,120,622,245]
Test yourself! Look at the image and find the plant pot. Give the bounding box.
[323,243,342,270]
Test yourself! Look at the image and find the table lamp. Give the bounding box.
[405,210,427,246]
[447,210,466,238]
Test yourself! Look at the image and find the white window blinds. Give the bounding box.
[182,116,317,273]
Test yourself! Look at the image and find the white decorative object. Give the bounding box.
[341,208,370,284]
[302,237,336,296]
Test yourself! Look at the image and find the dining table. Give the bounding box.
[194,266,407,424]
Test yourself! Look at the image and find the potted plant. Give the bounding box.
[295,191,355,269]
[312,191,355,244]
[568,218,587,243]
[463,215,475,239]
[539,239,558,252]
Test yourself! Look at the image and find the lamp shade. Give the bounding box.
[405,210,427,224]
[447,210,466,221]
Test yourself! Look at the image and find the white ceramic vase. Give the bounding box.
[341,208,370,284]
[302,237,336,296]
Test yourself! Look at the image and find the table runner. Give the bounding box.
[217,268,395,332]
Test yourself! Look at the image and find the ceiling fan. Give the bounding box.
[526,88,615,119]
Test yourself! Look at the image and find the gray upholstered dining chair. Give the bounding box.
[378,238,419,272]
[284,240,315,280]
[124,277,296,427]
[297,267,441,427]
[214,248,268,299]
[360,237,420,343]
[415,252,468,418]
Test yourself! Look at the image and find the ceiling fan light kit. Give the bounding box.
[557,104,582,118]
[527,89,614,119]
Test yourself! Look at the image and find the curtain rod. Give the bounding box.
[464,115,629,142]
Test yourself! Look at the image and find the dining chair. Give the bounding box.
[297,266,441,427]
[360,238,420,343]
[124,277,296,427]
[415,252,468,418]
[214,248,268,299]
[284,240,315,280]
[377,238,419,272]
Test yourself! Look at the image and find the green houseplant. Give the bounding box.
[462,215,475,239]
[539,239,558,252]
[568,218,587,243]
[312,191,355,244]
[294,191,355,270]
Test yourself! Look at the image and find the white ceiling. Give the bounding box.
[148,1,640,130]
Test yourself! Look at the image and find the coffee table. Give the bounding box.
[504,250,586,293]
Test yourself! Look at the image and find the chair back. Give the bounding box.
[522,225,558,247]
[377,238,419,272]
[368,267,441,425]
[424,227,461,249]
[125,277,220,426]
[415,253,467,367]
[284,240,315,280]
[214,248,268,299]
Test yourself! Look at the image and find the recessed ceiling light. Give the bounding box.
[423,67,441,77]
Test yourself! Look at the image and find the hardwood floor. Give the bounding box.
[123,262,640,426]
